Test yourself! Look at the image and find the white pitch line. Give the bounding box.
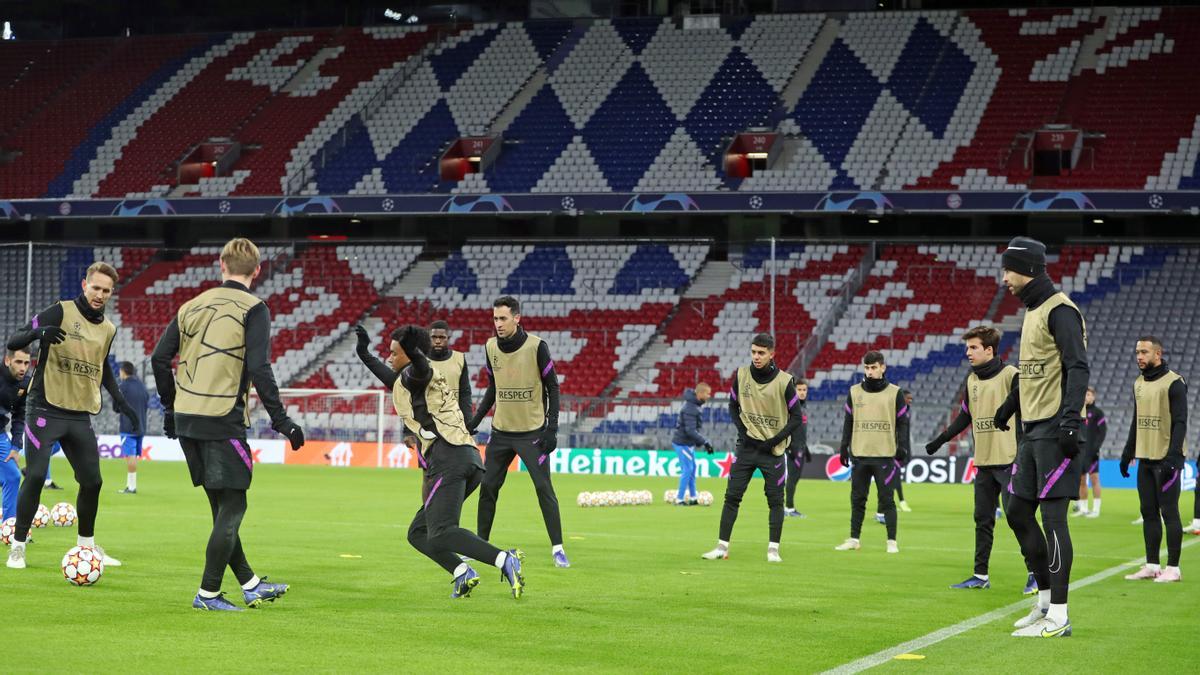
[822,537,1200,674]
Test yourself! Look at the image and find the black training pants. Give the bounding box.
[850,458,899,540]
[784,448,805,510]
[409,441,503,574]
[1007,494,1072,604]
[16,414,102,541]
[201,488,256,592]
[1137,459,1183,567]
[973,464,1014,576]
[719,444,786,543]
[477,430,562,546]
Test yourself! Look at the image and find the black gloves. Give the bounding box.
[274,419,305,451]
[802,446,812,462]
[1119,456,1132,478]
[925,440,942,456]
[535,427,558,455]
[354,324,371,355]
[396,325,423,355]
[839,446,850,467]
[993,407,1012,432]
[740,436,763,452]
[895,448,909,464]
[35,325,66,345]
[1164,453,1185,472]
[1057,427,1080,459]
[163,409,176,439]
[702,442,714,455]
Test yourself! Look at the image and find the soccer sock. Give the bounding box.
[1047,603,1068,624]
[552,544,564,554]
[976,574,989,581]
[11,537,25,550]
[495,551,508,568]
[1091,498,1100,514]
[1147,563,1161,572]
[242,575,261,590]
[1165,565,1180,575]
[1037,589,1051,609]
[127,473,137,490]
[197,588,220,599]
[768,542,779,551]
[452,563,470,578]
[717,539,729,550]
[78,535,95,548]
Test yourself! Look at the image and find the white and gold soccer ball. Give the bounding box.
[50,502,77,527]
[61,545,104,586]
[697,491,714,507]
[0,517,15,544]
[32,504,52,528]
[663,489,676,504]
[577,492,592,508]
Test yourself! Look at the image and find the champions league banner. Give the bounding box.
[3,190,1200,219]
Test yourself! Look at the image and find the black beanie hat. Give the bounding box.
[1001,236,1046,277]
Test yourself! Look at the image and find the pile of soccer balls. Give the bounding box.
[577,490,654,507]
[661,490,715,506]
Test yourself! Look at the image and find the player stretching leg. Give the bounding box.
[151,239,304,611]
[926,326,1035,593]
[388,325,525,598]
[7,262,140,570]
[1121,337,1188,583]
[835,351,910,554]
[994,237,1089,639]
[702,333,803,562]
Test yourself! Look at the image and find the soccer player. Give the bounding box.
[150,238,305,611]
[1072,386,1106,518]
[0,348,30,521]
[784,378,810,518]
[428,320,473,423]
[469,296,569,568]
[672,382,713,506]
[116,361,149,495]
[6,262,141,570]
[701,333,803,562]
[834,351,910,554]
[389,324,526,599]
[926,326,1035,593]
[1121,336,1187,583]
[993,237,1088,639]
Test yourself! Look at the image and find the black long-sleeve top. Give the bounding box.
[728,361,804,451]
[151,280,289,439]
[1122,361,1188,463]
[8,296,131,420]
[839,376,911,459]
[468,327,559,432]
[1002,274,1089,439]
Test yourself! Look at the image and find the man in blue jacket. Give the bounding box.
[672,383,713,505]
[116,362,149,495]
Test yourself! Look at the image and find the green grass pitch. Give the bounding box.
[3,458,1197,673]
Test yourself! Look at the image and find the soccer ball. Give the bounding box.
[50,502,78,527]
[61,546,104,586]
[32,504,52,528]
[697,491,714,507]
[663,489,675,504]
[615,490,628,505]
[577,492,592,508]
[0,517,15,544]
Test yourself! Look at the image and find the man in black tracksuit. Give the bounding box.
[152,238,305,611]
[784,378,810,518]
[701,333,802,562]
[1073,387,1106,517]
[1120,336,1187,583]
[468,296,566,568]
[835,351,910,553]
[7,262,140,571]
[926,325,1033,593]
[994,237,1088,638]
